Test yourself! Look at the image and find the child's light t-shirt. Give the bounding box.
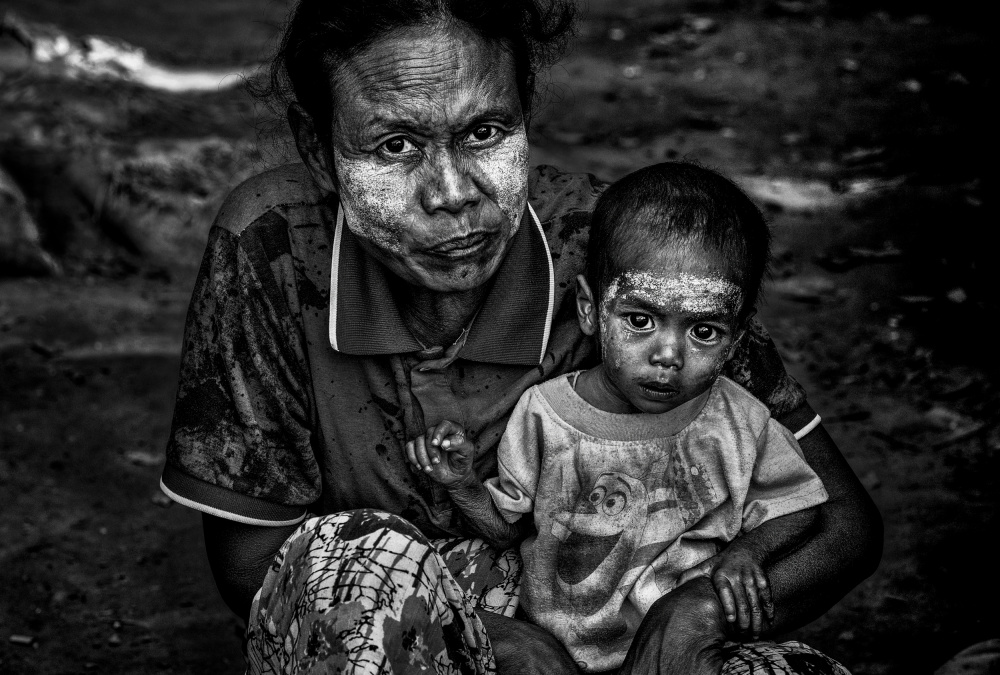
[486,374,829,672]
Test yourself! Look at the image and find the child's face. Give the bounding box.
[577,245,745,414]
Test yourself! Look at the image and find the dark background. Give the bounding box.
[0,1,994,673]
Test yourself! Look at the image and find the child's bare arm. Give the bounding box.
[406,420,527,550]
[681,507,819,637]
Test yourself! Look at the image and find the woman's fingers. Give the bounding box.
[726,573,750,630]
[713,578,738,623]
[433,420,466,452]
[755,567,774,621]
[743,574,762,636]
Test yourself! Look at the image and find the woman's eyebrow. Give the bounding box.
[358,104,520,137]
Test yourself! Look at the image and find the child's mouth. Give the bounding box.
[638,381,679,399]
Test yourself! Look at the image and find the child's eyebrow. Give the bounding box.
[616,295,736,321]
[615,295,668,315]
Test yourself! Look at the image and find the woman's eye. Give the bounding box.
[467,125,500,144]
[691,325,718,341]
[625,314,653,330]
[380,137,414,155]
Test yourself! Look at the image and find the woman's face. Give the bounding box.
[326,22,529,293]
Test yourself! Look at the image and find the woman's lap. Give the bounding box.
[246,511,850,675]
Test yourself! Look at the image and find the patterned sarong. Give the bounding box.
[245,510,850,675]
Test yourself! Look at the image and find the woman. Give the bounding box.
[159,0,882,672]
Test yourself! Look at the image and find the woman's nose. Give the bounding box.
[649,333,684,370]
[422,149,480,214]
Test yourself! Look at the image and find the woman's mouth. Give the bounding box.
[426,232,493,257]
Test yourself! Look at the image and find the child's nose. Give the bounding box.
[649,333,684,370]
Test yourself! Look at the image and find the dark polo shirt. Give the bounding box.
[161,163,813,538]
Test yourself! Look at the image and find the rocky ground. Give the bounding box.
[0,1,994,673]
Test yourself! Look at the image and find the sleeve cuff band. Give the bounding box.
[160,464,307,527]
[793,414,822,440]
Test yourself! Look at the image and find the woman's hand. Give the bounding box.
[619,576,728,675]
[478,610,580,675]
[405,420,476,488]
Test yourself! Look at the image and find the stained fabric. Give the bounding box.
[246,510,850,675]
[162,163,811,536]
[486,374,828,670]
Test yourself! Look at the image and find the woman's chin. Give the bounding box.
[410,264,500,293]
[406,245,508,292]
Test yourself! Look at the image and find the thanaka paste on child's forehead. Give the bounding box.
[604,271,743,315]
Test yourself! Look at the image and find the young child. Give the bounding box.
[405,162,829,672]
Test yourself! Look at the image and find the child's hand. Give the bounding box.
[405,420,476,488]
[680,551,774,638]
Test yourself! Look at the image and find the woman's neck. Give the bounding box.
[392,281,492,348]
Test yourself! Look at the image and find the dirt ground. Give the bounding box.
[0,1,994,674]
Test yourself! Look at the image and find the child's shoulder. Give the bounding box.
[528,372,577,409]
[711,376,774,423]
[512,372,590,425]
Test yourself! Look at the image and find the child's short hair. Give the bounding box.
[586,161,771,320]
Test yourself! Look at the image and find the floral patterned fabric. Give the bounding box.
[246,510,850,675]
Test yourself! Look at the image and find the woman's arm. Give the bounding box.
[623,417,882,673]
[202,514,298,620]
[760,416,883,633]
[447,477,529,551]
[478,610,581,675]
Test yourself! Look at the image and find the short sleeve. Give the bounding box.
[485,389,545,523]
[724,319,809,422]
[160,220,320,526]
[741,418,829,532]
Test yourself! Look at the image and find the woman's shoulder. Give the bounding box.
[213,163,326,237]
[528,164,608,224]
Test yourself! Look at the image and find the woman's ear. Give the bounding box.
[288,103,337,195]
[576,275,598,336]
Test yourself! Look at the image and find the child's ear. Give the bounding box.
[576,275,598,336]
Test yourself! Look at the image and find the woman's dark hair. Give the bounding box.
[587,162,772,322]
[256,0,575,138]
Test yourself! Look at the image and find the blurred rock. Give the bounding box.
[946,287,968,304]
[815,241,903,272]
[125,449,161,467]
[1,11,248,92]
[151,492,172,508]
[771,275,838,303]
[0,163,61,276]
[839,58,860,73]
[860,471,881,491]
[934,639,1000,675]
[685,17,718,34]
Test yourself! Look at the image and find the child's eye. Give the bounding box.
[625,314,654,331]
[691,325,719,341]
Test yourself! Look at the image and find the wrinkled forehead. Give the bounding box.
[328,22,519,121]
